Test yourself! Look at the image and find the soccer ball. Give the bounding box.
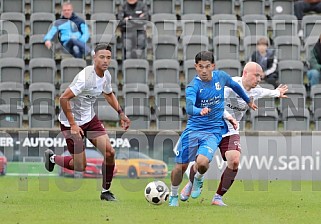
[144,180,169,205]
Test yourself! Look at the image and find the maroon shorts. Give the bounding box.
[218,134,241,161]
[60,115,107,154]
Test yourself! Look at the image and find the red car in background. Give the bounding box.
[59,149,117,178]
[0,151,7,175]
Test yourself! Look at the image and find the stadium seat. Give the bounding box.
[29,58,56,84]
[243,35,270,62]
[310,84,321,115]
[181,14,208,37]
[31,0,55,14]
[0,34,24,59]
[29,35,54,59]
[272,14,298,39]
[213,35,239,61]
[313,108,321,131]
[91,34,117,59]
[273,36,301,62]
[304,36,319,63]
[302,15,321,41]
[153,59,180,85]
[278,60,304,85]
[251,108,279,131]
[28,104,55,128]
[182,35,209,61]
[0,82,24,106]
[91,0,116,14]
[282,108,310,131]
[156,105,182,130]
[152,35,178,60]
[279,84,306,114]
[183,59,196,86]
[123,83,149,108]
[149,0,176,14]
[91,13,117,36]
[269,0,294,17]
[0,12,25,35]
[0,58,25,83]
[242,14,268,37]
[211,0,235,15]
[96,104,119,126]
[59,82,70,95]
[215,59,241,77]
[0,0,25,13]
[240,0,265,16]
[0,104,23,128]
[180,0,207,15]
[154,83,181,108]
[151,13,177,37]
[108,59,119,87]
[124,105,150,130]
[30,13,56,36]
[29,82,56,106]
[123,59,149,85]
[211,14,238,38]
[60,58,87,84]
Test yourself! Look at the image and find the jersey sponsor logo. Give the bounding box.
[215,82,221,90]
[85,95,94,99]
[226,103,247,111]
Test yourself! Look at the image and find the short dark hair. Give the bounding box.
[195,51,215,64]
[94,43,112,54]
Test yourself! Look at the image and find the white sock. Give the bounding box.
[49,155,56,164]
[195,171,203,180]
[102,188,109,193]
[171,185,179,196]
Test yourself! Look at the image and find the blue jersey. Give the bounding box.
[185,70,250,133]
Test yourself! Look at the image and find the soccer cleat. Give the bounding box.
[191,177,204,199]
[211,194,227,206]
[100,191,117,201]
[180,183,192,201]
[44,149,55,172]
[168,195,179,206]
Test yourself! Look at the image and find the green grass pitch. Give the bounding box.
[1,176,321,224]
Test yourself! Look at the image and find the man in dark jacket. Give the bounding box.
[117,0,149,59]
[44,2,90,58]
[307,35,321,86]
[250,37,278,87]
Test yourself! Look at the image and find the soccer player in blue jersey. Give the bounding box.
[168,51,257,206]
[180,62,288,206]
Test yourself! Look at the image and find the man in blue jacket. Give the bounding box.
[44,2,90,58]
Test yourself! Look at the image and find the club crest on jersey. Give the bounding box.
[215,82,221,90]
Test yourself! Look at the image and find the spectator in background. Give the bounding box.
[307,35,321,86]
[250,37,278,88]
[117,0,149,59]
[294,0,321,37]
[44,2,90,58]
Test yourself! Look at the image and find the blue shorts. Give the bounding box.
[173,130,222,164]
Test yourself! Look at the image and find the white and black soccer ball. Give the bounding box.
[144,180,169,205]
